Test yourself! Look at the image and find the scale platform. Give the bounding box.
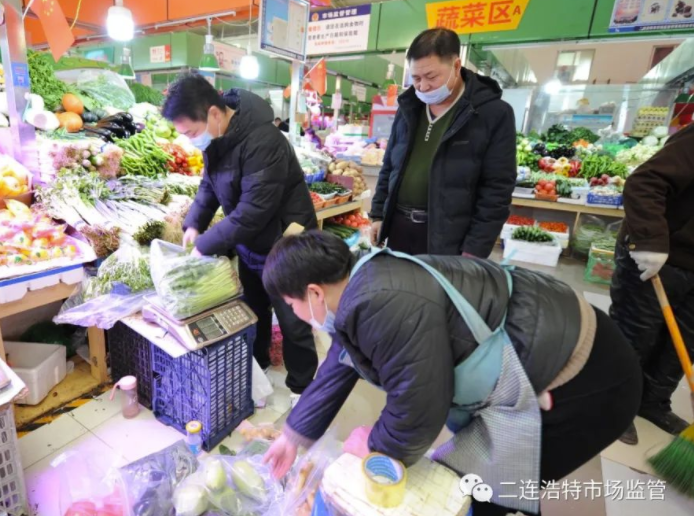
[142,295,257,351]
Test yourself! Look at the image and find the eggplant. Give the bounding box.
[121,112,134,123]
[96,122,127,138]
[84,126,114,142]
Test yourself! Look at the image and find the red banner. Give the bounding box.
[306,59,327,96]
[31,0,75,61]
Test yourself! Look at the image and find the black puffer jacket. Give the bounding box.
[286,255,582,466]
[184,89,317,257]
[370,68,516,257]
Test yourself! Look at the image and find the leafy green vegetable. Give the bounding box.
[27,50,68,111]
[579,154,629,179]
[309,182,347,195]
[129,83,166,106]
[84,245,153,300]
[218,444,237,456]
[155,252,241,319]
[569,127,599,144]
[75,74,135,110]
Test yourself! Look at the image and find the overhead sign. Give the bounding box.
[149,45,171,64]
[307,5,372,56]
[353,84,367,102]
[425,0,529,34]
[212,42,246,74]
[259,0,310,61]
[609,0,694,33]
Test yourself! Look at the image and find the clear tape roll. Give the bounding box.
[362,453,407,508]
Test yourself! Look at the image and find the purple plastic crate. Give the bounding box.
[107,323,154,409]
[152,326,255,451]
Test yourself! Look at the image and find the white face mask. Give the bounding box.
[308,293,336,334]
[415,66,456,105]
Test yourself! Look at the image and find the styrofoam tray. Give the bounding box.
[503,238,562,267]
[0,264,84,304]
[0,236,96,281]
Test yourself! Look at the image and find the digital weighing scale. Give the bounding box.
[142,296,258,351]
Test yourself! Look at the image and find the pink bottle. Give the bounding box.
[110,376,140,419]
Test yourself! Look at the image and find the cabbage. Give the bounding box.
[652,126,669,138]
[642,136,659,147]
[173,485,208,516]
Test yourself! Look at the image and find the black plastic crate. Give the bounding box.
[107,322,154,409]
[152,326,255,451]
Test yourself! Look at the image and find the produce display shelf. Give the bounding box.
[316,200,364,229]
[512,198,625,219]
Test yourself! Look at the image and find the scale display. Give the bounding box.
[142,298,257,351]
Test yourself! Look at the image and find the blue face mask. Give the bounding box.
[191,131,212,151]
[308,294,336,334]
[415,66,456,105]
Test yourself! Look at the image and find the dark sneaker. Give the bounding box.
[619,422,638,446]
[638,408,690,436]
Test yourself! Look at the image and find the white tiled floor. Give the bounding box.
[17,248,694,516]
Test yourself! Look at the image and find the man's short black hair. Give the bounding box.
[274,117,282,123]
[263,231,353,300]
[406,28,461,62]
[162,73,226,122]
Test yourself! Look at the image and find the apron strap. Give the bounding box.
[352,249,512,345]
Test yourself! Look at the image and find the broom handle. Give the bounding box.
[652,275,694,393]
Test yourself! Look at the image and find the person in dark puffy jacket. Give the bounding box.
[261,231,641,516]
[611,124,694,445]
[370,28,516,257]
[162,74,318,396]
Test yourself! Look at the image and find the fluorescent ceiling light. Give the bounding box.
[240,54,259,80]
[107,0,134,42]
[544,79,562,95]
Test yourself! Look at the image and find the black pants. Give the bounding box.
[387,210,428,255]
[474,307,642,516]
[238,257,317,394]
[610,243,694,411]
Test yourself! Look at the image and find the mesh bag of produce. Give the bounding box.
[150,239,241,320]
[572,215,606,258]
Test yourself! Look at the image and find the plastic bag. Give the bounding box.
[572,215,606,257]
[171,454,283,516]
[237,420,281,442]
[281,432,341,516]
[74,69,136,111]
[150,239,241,320]
[251,358,274,404]
[52,450,127,516]
[118,440,199,516]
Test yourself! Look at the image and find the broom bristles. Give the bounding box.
[648,424,694,498]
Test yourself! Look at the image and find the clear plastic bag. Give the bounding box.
[74,69,136,111]
[572,215,607,257]
[150,239,241,320]
[52,450,127,516]
[172,454,283,516]
[251,359,274,405]
[237,420,281,442]
[118,440,199,516]
[281,432,341,516]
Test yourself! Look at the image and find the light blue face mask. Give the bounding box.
[308,294,336,334]
[191,131,212,151]
[415,66,456,105]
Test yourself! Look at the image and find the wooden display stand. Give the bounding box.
[316,199,363,229]
[0,283,109,384]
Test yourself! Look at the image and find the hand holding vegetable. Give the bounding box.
[183,227,199,248]
[191,247,203,258]
[263,433,298,479]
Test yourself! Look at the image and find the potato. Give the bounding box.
[329,163,336,172]
[337,161,349,171]
[355,165,364,174]
[332,169,343,176]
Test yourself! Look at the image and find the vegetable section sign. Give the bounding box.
[609,0,694,33]
[307,5,372,56]
[425,0,529,34]
[259,0,310,61]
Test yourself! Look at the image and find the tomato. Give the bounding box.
[538,179,547,188]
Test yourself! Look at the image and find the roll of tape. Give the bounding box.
[362,453,407,508]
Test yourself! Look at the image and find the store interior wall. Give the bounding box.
[520,38,685,85]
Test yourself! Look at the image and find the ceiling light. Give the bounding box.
[118,47,135,80]
[199,19,220,72]
[107,0,134,42]
[544,79,562,95]
[240,53,259,80]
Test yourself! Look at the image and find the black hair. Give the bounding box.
[162,73,226,122]
[406,28,461,63]
[263,231,353,300]
[274,117,282,123]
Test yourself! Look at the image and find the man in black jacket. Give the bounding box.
[162,74,318,397]
[371,28,516,257]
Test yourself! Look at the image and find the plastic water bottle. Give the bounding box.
[186,421,203,455]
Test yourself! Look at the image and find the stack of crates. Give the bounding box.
[0,406,27,516]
